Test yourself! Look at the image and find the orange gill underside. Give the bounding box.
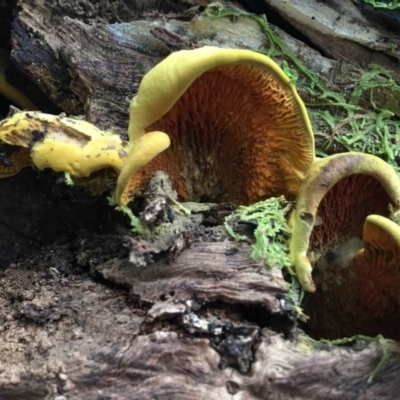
[128,62,313,205]
[350,221,400,317]
[310,174,392,252]
[306,239,400,340]
[304,174,400,340]
[0,146,32,177]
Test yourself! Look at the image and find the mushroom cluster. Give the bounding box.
[117,46,315,206]
[0,46,316,207]
[289,152,400,292]
[288,151,400,338]
[1,46,400,338]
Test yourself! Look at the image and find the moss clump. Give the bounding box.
[224,196,307,319]
[320,334,390,383]
[107,195,144,234]
[361,0,400,9]
[224,196,292,270]
[314,64,400,171]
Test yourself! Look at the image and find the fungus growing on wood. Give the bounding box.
[115,46,315,206]
[306,214,400,340]
[115,131,170,206]
[0,111,126,184]
[289,152,400,293]
[353,215,400,313]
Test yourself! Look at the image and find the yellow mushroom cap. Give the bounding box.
[122,46,315,205]
[0,111,126,178]
[363,214,400,252]
[289,152,400,292]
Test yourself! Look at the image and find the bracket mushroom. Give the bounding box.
[354,214,400,309]
[0,111,127,189]
[0,47,315,207]
[306,214,400,340]
[115,46,315,206]
[289,152,400,293]
[352,214,400,316]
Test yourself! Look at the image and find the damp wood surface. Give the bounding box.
[0,0,400,399]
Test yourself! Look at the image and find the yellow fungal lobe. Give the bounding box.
[126,46,315,205]
[289,152,400,292]
[115,131,171,205]
[0,111,127,178]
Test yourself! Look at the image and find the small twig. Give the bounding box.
[330,114,368,142]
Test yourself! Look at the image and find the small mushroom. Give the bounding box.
[306,214,400,339]
[353,214,400,310]
[289,152,400,292]
[115,46,315,205]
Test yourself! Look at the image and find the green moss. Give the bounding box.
[312,64,400,170]
[64,171,74,186]
[361,0,400,9]
[224,197,307,319]
[320,334,390,383]
[117,205,144,233]
[224,196,292,269]
[107,195,144,233]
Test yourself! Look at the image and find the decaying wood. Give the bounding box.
[11,0,357,131]
[1,215,400,399]
[258,0,400,76]
[0,0,399,398]
[98,239,288,311]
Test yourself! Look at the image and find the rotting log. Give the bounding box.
[258,0,400,75]
[0,0,399,398]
